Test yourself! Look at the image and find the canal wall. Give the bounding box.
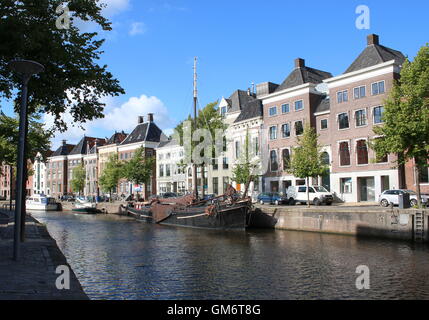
[0,209,89,300]
[60,201,123,214]
[257,206,429,242]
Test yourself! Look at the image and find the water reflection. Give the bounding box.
[31,211,429,300]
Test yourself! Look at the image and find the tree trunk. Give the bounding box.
[306,177,310,208]
[414,161,422,208]
[243,178,251,199]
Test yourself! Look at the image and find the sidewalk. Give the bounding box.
[0,210,88,300]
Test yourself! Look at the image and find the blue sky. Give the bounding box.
[2,0,429,149]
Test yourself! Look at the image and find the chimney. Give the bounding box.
[138,116,144,124]
[247,88,251,96]
[295,58,305,68]
[367,34,379,46]
[62,140,67,146]
[148,113,154,122]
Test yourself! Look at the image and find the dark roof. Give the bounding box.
[106,131,128,145]
[227,90,257,113]
[234,99,263,123]
[120,122,165,146]
[314,96,330,114]
[275,67,332,92]
[87,139,106,154]
[69,137,100,156]
[51,144,75,157]
[345,44,405,74]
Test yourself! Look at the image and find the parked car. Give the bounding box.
[378,190,429,207]
[161,192,179,198]
[202,194,216,201]
[287,186,334,206]
[257,192,288,205]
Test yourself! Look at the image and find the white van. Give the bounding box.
[287,186,334,206]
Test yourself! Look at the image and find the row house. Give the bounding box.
[117,113,168,199]
[66,136,102,194]
[32,151,52,195]
[258,58,332,193]
[46,140,75,198]
[83,139,106,197]
[0,164,14,200]
[156,139,189,195]
[323,34,405,202]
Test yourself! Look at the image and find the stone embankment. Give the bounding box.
[0,209,89,300]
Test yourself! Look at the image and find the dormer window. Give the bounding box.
[221,106,227,117]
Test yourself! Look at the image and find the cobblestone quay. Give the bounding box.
[0,209,88,300]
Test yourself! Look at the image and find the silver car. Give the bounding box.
[379,190,429,207]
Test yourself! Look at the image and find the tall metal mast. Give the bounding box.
[193,57,198,199]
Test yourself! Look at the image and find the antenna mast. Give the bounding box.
[193,57,198,199]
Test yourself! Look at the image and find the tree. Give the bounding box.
[121,147,155,200]
[71,164,85,195]
[232,128,260,198]
[372,44,429,208]
[173,101,225,197]
[0,112,52,166]
[286,124,329,207]
[0,0,125,130]
[99,153,123,201]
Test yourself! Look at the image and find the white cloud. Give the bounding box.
[129,22,146,36]
[100,0,130,17]
[44,94,174,150]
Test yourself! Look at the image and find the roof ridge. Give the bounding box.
[371,44,384,62]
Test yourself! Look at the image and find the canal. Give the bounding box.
[31,210,429,300]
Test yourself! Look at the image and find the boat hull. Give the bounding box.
[26,203,59,211]
[72,207,99,214]
[126,203,250,230]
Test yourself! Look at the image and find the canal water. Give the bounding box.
[31,211,429,300]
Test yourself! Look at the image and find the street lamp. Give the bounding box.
[8,60,44,261]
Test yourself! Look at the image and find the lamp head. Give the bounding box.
[8,60,44,76]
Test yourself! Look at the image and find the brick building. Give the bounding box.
[46,141,75,198]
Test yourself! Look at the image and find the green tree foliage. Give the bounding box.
[0,0,125,131]
[232,129,260,198]
[71,164,85,195]
[0,112,52,168]
[99,153,123,199]
[173,101,225,197]
[372,44,429,207]
[286,124,329,207]
[121,147,155,197]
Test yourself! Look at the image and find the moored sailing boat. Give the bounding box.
[125,58,252,230]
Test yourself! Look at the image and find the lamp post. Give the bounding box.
[8,60,44,261]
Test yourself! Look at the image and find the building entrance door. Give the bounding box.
[358,177,375,202]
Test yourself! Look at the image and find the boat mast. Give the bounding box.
[193,57,198,200]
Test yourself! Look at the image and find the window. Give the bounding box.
[253,137,259,156]
[166,164,171,177]
[281,104,290,114]
[235,141,240,159]
[270,150,279,171]
[221,106,227,117]
[373,106,384,124]
[295,121,303,136]
[372,81,385,95]
[213,177,219,195]
[270,150,278,172]
[419,166,429,184]
[282,149,290,170]
[223,157,229,169]
[281,123,291,138]
[269,106,277,116]
[159,165,164,177]
[338,113,349,130]
[374,138,388,163]
[354,86,366,99]
[212,158,218,170]
[339,142,351,166]
[356,140,369,165]
[337,90,348,103]
[320,119,328,130]
[340,178,352,193]
[269,126,277,140]
[223,177,229,193]
[355,109,367,127]
[321,152,330,165]
[295,100,304,111]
